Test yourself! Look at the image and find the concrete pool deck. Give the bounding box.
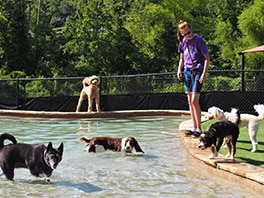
[0,109,263,193]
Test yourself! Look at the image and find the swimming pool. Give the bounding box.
[0,117,261,197]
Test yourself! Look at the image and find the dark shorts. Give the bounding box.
[183,69,203,94]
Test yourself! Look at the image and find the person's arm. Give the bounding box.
[177,53,184,81]
[199,53,209,83]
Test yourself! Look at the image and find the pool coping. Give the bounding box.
[179,118,264,194]
[0,109,191,119]
[0,109,263,192]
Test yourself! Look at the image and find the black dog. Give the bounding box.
[198,109,240,160]
[0,133,63,180]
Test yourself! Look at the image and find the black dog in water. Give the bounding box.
[0,133,63,180]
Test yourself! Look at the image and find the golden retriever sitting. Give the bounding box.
[76,75,101,113]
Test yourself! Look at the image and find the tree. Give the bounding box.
[63,0,132,75]
[0,0,31,74]
[125,1,177,73]
[208,0,252,69]
[237,0,264,70]
[0,0,262,79]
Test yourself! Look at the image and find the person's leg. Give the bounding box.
[184,93,195,136]
[190,93,201,131]
[187,93,197,129]
[190,70,203,137]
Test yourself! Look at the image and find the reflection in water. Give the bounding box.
[0,118,261,197]
[57,181,103,193]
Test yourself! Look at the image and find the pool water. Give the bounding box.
[0,117,261,197]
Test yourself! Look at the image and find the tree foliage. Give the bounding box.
[0,0,263,79]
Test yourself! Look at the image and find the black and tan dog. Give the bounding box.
[198,109,240,160]
[0,133,63,180]
[80,136,144,153]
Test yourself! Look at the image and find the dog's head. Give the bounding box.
[198,133,214,150]
[89,75,100,86]
[44,142,64,170]
[254,104,264,118]
[122,137,144,153]
[206,106,224,120]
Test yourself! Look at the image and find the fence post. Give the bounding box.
[239,53,245,91]
[16,78,19,110]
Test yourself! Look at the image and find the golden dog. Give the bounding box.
[76,75,101,113]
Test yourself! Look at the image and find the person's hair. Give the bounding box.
[177,20,191,42]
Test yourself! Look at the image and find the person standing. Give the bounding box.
[177,20,210,137]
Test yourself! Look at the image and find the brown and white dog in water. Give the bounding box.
[80,136,144,153]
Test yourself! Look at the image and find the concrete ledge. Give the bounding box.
[179,118,264,193]
[0,109,190,119]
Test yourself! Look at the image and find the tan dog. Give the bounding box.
[76,75,101,113]
[206,104,264,152]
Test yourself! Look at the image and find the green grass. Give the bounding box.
[201,120,264,168]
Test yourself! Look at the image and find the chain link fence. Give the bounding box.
[0,70,263,101]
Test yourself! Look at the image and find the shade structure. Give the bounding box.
[240,45,264,54]
[238,45,264,91]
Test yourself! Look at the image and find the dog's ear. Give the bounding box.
[58,143,64,154]
[133,138,144,153]
[47,142,53,150]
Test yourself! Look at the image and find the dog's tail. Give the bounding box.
[231,108,241,126]
[254,104,264,120]
[82,77,90,87]
[0,133,17,149]
[80,137,91,143]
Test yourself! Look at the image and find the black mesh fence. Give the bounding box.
[0,70,264,112]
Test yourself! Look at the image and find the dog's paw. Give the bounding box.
[229,156,234,160]
[208,151,218,159]
[46,177,51,183]
[225,153,231,158]
[225,153,234,160]
[208,154,215,159]
[250,144,257,152]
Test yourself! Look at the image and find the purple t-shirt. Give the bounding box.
[178,34,208,70]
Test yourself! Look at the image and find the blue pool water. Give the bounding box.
[0,117,261,197]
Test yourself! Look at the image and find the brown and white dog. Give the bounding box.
[206,104,264,152]
[80,136,144,153]
[76,75,101,113]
